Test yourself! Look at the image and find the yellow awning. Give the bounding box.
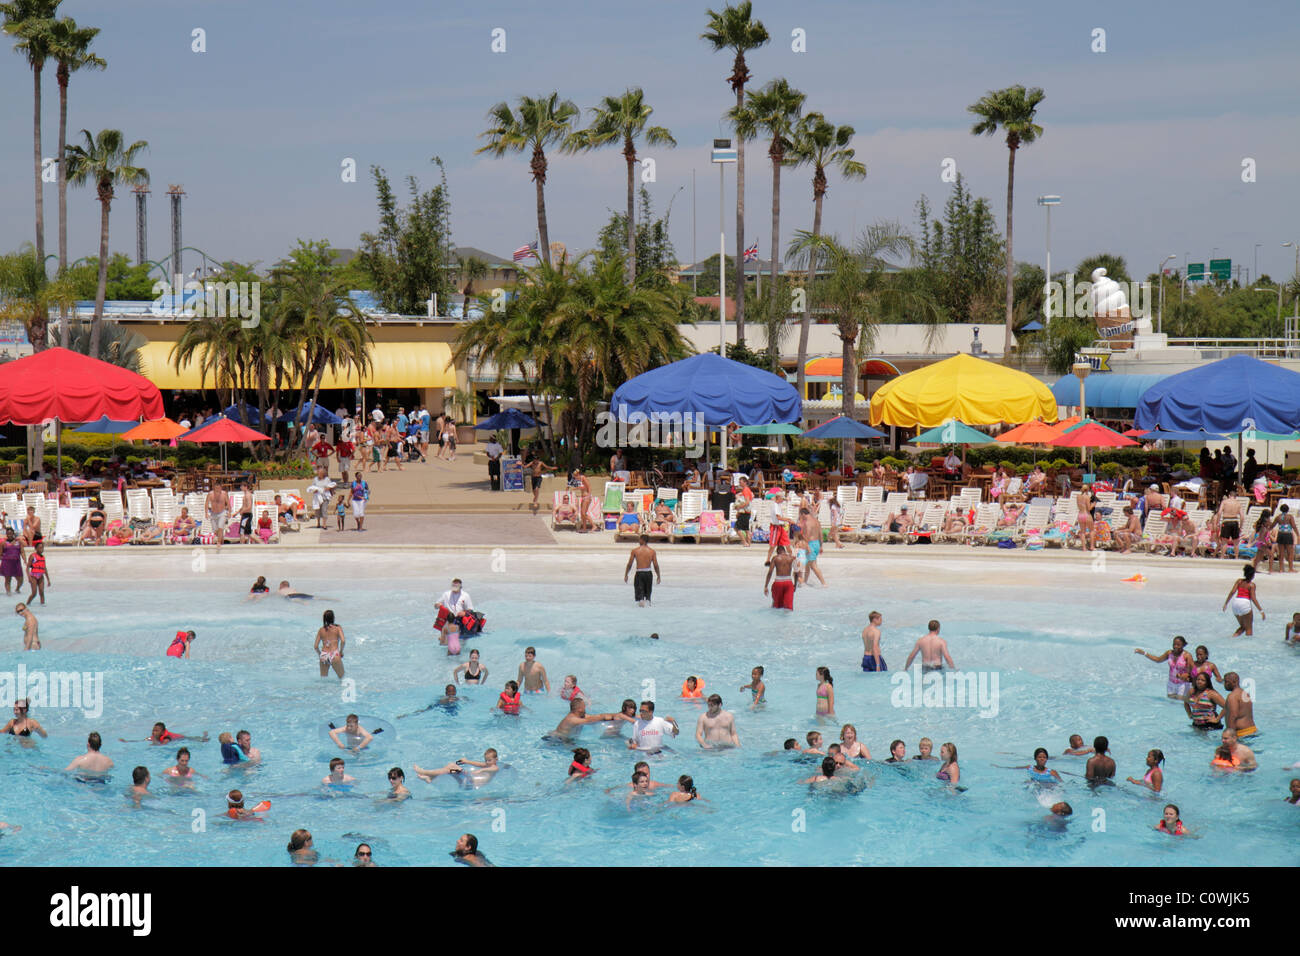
[137,341,457,390]
[868,353,1057,428]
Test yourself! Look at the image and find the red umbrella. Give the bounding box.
[1050,422,1138,448]
[1122,427,1149,438]
[182,416,270,472]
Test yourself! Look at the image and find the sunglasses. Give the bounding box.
[357,850,372,857]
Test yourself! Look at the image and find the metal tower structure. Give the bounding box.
[167,184,185,282]
[133,185,149,265]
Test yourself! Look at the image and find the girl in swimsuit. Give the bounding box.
[1222,563,1264,636]
[667,774,702,804]
[1250,510,1274,572]
[814,667,835,719]
[165,747,205,781]
[1,530,24,594]
[936,742,959,785]
[1271,504,1297,573]
[740,666,766,706]
[2,699,46,738]
[839,723,871,760]
[314,609,345,678]
[1126,749,1165,792]
[1134,635,1194,699]
[1183,673,1225,729]
[998,747,1060,783]
[1191,645,1222,687]
[453,648,488,685]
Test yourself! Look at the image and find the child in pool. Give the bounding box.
[740,666,766,705]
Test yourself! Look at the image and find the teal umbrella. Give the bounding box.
[1235,428,1299,442]
[912,421,994,445]
[736,423,803,435]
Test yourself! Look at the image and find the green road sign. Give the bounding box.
[1209,258,1231,280]
[1187,262,1206,280]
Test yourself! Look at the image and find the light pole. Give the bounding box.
[711,139,736,354]
[1037,195,1061,324]
[1181,252,1189,303]
[1254,242,1262,282]
[1157,254,1176,334]
[1072,360,1092,469]
[1253,286,1282,325]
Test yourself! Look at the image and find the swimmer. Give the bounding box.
[1184,673,1225,729]
[236,730,261,763]
[802,756,839,785]
[452,649,488,685]
[516,646,550,694]
[599,699,638,738]
[667,774,703,804]
[1191,644,1223,687]
[695,694,740,749]
[386,767,410,800]
[883,740,907,763]
[323,757,356,785]
[1286,779,1300,805]
[450,833,491,867]
[1047,802,1073,822]
[1155,804,1186,835]
[219,732,242,764]
[165,747,205,780]
[626,771,655,808]
[287,829,316,864]
[279,580,313,599]
[804,731,826,756]
[164,630,195,659]
[398,685,460,718]
[827,743,859,773]
[1126,749,1165,792]
[1218,729,1256,770]
[839,724,870,760]
[225,789,270,820]
[129,766,151,804]
[354,843,375,866]
[1085,737,1116,783]
[415,749,501,787]
[935,742,960,785]
[439,621,462,656]
[329,714,373,752]
[1134,635,1193,699]
[1222,564,1264,636]
[1287,612,1300,644]
[814,666,835,719]
[2,699,46,738]
[248,576,270,597]
[124,721,208,745]
[624,533,661,607]
[739,666,766,706]
[904,620,954,672]
[565,747,595,783]
[15,602,38,650]
[1062,734,1094,756]
[912,737,938,761]
[1222,672,1258,739]
[861,611,886,672]
[628,700,679,752]
[314,609,345,679]
[998,747,1061,783]
[550,698,624,740]
[497,680,522,715]
[558,674,587,702]
[681,675,705,699]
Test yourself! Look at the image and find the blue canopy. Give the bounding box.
[73,415,137,434]
[475,408,539,430]
[1143,428,1228,442]
[801,415,885,439]
[1052,373,1167,409]
[1134,355,1300,433]
[1018,320,1044,332]
[218,402,267,425]
[610,352,801,428]
[280,402,343,426]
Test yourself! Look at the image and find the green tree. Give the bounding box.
[64,318,143,370]
[968,83,1046,355]
[457,254,489,306]
[691,252,737,298]
[63,127,149,357]
[1074,252,1130,285]
[1,0,60,262]
[729,77,805,311]
[786,111,866,401]
[914,174,1004,323]
[595,186,680,290]
[62,253,157,300]
[46,14,103,347]
[572,88,675,285]
[477,93,579,268]
[0,242,76,351]
[356,158,455,314]
[702,0,769,347]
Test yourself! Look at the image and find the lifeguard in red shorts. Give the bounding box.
[764,545,797,611]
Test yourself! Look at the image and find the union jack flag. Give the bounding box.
[512,241,538,262]
[743,240,759,262]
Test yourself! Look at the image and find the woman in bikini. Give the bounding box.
[814,666,835,720]
[1126,749,1165,792]
[1191,645,1222,687]
[1074,485,1095,551]
[667,774,703,804]
[452,648,488,685]
[936,742,960,786]
[1134,635,1194,699]
[839,722,870,760]
[1,699,47,738]
[1183,673,1226,730]
[1272,503,1298,572]
[314,609,345,678]
[1222,563,1264,636]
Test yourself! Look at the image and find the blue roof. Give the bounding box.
[1051,373,1167,409]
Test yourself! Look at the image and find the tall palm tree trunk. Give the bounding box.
[794,187,826,411]
[769,143,781,307]
[1003,145,1017,355]
[840,326,857,467]
[532,145,551,267]
[89,196,111,357]
[31,67,45,262]
[734,86,746,349]
[624,136,636,286]
[57,70,69,348]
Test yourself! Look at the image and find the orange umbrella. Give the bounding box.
[1050,422,1138,448]
[997,420,1061,444]
[1050,415,1082,433]
[122,417,188,441]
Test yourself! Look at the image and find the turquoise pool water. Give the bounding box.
[1,552,1296,866]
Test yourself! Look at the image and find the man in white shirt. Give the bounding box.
[307,467,336,530]
[627,700,679,752]
[943,450,961,475]
[485,437,504,490]
[437,578,473,617]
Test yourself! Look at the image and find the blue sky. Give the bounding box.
[2,0,1298,283]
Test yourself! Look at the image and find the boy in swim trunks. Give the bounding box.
[329,714,372,751]
[516,647,550,694]
[799,507,826,586]
[279,580,313,599]
[764,545,796,610]
[903,620,954,672]
[861,611,885,672]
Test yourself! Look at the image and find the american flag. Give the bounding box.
[512,241,538,262]
[743,240,759,262]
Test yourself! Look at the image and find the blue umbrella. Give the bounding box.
[475,408,539,430]
[220,402,267,426]
[282,402,343,426]
[1135,354,1300,433]
[801,416,886,440]
[74,415,138,434]
[1018,320,1044,332]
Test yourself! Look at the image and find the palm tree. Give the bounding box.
[64,318,144,371]
[2,0,61,263]
[789,225,939,464]
[477,93,579,267]
[46,15,103,347]
[968,84,1046,355]
[729,78,804,310]
[0,242,76,351]
[458,255,488,312]
[571,88,676,285]
[786,111,866,404]
[702,1,769,348]
[63,128,148,357]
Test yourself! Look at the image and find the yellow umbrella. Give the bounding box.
[869,354,1057,428]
